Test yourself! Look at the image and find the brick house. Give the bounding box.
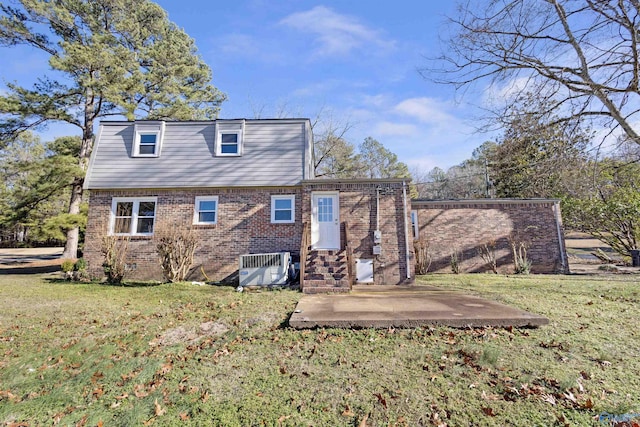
[83,119,415,293]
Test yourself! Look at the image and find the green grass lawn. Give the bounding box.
[1,273,639,426]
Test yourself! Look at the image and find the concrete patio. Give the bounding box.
[289,284,549,329]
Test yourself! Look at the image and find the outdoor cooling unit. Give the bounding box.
[238,252,291,287]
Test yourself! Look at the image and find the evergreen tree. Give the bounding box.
[0,0,225,257]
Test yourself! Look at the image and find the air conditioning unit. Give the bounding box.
[238,252,291,287]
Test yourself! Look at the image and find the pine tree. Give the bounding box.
[0,0,226,257]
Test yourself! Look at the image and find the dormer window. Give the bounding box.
[220,133,240,155]
[138,134,158,155]
[134,121,165,157]
[215,120,244,157]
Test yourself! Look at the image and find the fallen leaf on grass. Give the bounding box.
[359,413,369,427]
[374,393,387,409]
[7,423,29,427]
[542,394,556,405]
[90,371,104,384]
[277,415,291,426]
[482,407,497,416]
[179,413,190,421]
[342,405,355,417]
[92,387,104,399]
[581,398,594,409]
[134,384,149,398]
[154,399,166,416]
[75,415,87,427]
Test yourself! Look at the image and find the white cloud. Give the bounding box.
[279,6,394,57]
[372,121,417,137]
[393,97,458,125]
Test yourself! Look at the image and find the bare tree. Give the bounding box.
[426,0,640,146]
[311,108,359,178]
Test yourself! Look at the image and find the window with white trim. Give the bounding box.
[215,125,243,156]
[411,210,419,239]
[133,121,164,157]
[271,195,295,224]
[193,196,218,225]
[110,197,157,235]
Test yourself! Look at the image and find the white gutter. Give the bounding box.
[402,181,411,279]
[553,201,568,273]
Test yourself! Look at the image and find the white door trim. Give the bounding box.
[311,192,340,250]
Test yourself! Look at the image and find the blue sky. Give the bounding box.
[1,1,492,171]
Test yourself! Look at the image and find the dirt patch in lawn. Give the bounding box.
[150,321,229,347]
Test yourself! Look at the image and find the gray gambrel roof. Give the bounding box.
[84,119,314,190]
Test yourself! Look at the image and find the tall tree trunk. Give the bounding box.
[62,179,83,258]
[61,116,94,259]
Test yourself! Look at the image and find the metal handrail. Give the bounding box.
[299,222,310,291]
[343,221,354,289]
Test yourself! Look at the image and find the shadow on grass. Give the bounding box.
[0,265,61,275]
[44,277,163,287]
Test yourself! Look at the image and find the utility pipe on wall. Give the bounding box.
[402,181,411,279]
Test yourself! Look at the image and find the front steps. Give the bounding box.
[302,250,351,294]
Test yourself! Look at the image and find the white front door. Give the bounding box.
[311,192,340,250]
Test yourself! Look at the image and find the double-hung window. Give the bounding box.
[137,133,158,155]
[133,121,165,157]
[193,196,218,225]
[271,195,295,224]
[111,197,157,235]
[220,133,239,155]
[215,120,244,156]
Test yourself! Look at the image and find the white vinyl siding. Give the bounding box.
[110,197,157,235]
[271,195,295,224]
[193,196,218,225]
[85,120,310,189]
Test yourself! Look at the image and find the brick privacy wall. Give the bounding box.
[84,187,303,282]
[413,201,567,274]
[302,181,415,286]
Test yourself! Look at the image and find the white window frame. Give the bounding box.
[193,196,219,225]
[109,197,157,236]
[411,210,419,239]
[271,195,295,224]
[133,122,165,157]
[216,130,242,156]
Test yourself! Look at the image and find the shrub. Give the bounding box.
[450,250,462,274]
[101,235,130,284]
[510,235,531,274]
[478,240,499,274]
[155,224,197,283]
[414,238,432,274]
[73,258,89,281]
[61,259,75,280]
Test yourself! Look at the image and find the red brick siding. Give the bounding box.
[302,181,415,286]
[413,201,567,274]
[84,187,303,282]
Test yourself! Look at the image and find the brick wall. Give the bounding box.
[412,200,568,274]
[84,187,303,282]
[302,180,415,286]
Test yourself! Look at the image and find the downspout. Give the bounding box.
[402,181,411,279]
[553,200,568,273]
[376,186,380,232]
